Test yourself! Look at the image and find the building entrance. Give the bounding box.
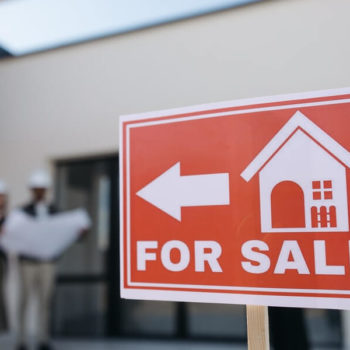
[52,155,341,348]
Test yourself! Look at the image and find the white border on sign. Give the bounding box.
[122,289,350,311]
[119,87,350,123]
[119,87,350,309]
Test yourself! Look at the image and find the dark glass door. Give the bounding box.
[53,155,180,338]
[53,156,117,336]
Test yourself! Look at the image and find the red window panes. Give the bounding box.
[313,191,321,200]
[312,181,321,189]
[324,180,332,189]
[324,191,333,200]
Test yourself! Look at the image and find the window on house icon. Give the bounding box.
[312,180,333,200]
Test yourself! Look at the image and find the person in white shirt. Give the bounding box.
[16,171,57,350]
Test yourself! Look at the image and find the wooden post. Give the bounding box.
[246,305,270,350]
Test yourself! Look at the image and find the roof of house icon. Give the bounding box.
[240,111,350,182]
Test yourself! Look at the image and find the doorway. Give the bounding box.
[271,181,305,228]
[53,155,182,338]
[51,154,341,349]
[52,154,247,341]
[53,155,118,336]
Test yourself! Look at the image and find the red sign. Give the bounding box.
[120,88,350,309]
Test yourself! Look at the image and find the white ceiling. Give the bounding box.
[0,0,261,56]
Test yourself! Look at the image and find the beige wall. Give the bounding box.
[1,0,350,206]
[1,0,350,342]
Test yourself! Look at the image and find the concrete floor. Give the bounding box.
[1,336,346,350]
[55,339,245,350]
[0,334,342,350]
[0,335,245,350]
[43,340,339,350]
[0,337,344,350]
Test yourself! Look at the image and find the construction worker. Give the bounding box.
[0,180,8,333]
[16,170,57,350]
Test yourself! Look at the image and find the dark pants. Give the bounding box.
[269,307,309,350]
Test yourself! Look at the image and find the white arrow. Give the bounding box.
[136,162,230,221]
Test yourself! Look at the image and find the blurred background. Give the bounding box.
[1,0,350,349]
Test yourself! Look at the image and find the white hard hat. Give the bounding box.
[28,170,52,189]
[0,180,7,194]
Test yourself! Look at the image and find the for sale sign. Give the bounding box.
[120,88,350,309]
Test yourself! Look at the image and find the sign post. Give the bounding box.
[120,88,350,347]
[246,305,269,350]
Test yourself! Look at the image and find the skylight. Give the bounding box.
[0,0,262,56]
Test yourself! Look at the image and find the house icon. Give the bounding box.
[240,111,350,232]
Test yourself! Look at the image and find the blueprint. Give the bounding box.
[0,209,91,260]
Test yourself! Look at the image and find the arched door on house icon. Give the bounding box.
[271,181,305,228]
